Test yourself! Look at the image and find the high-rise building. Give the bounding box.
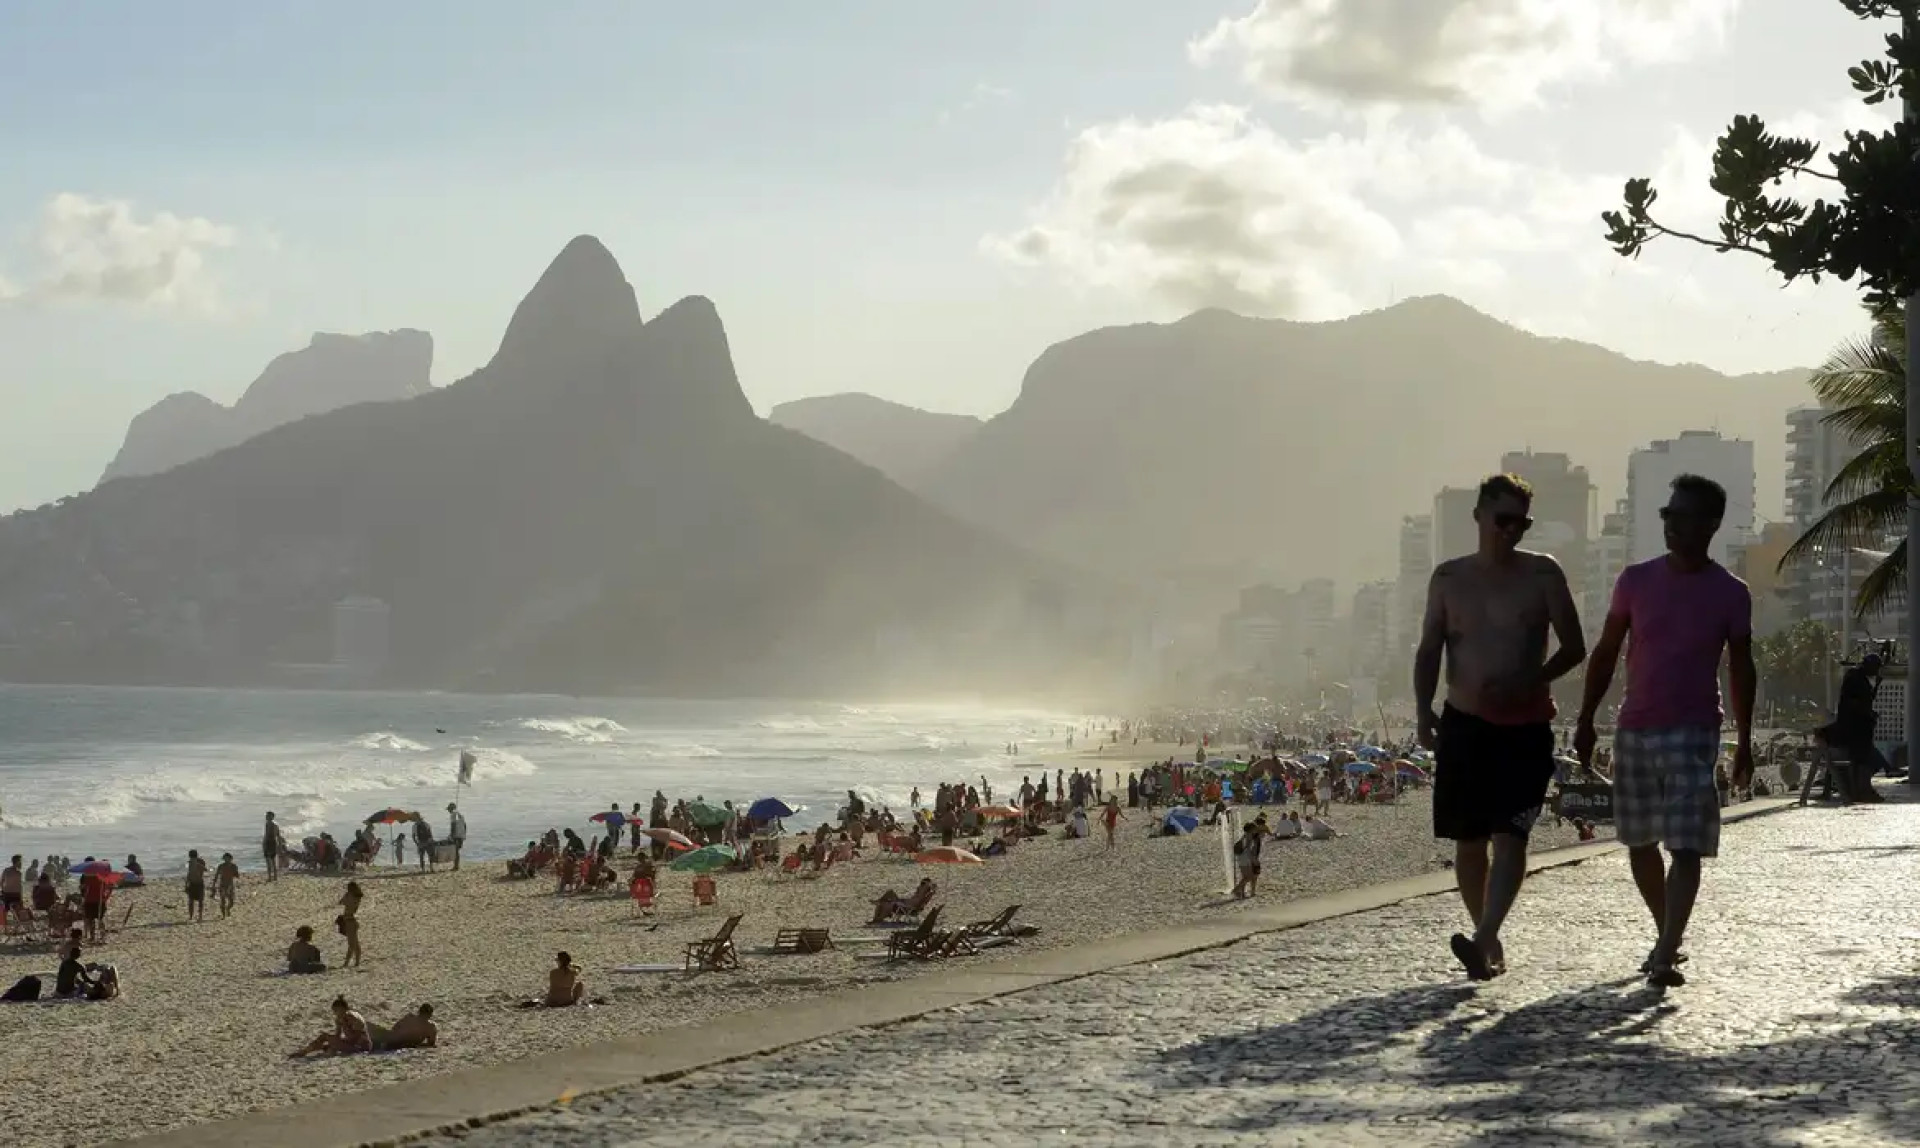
[1350,581,1393,677]
[1781,404,1870,620]
[1499,450,1594,599]
[1393,514,1433,657]
[1626,431,1756,565]
[1432,486,1479,565]
[1584,500,1630,640]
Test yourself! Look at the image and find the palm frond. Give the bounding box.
[1778,487,1906,573]
[1825,440,1913,503]
[1855,537,1907,618]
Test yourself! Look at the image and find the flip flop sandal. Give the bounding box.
[1450,932,1494,982]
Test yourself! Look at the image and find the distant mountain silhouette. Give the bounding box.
[769,393,981,487]
[6,238,1064,693]
[917,296,1808,589]
[100,330,433,483]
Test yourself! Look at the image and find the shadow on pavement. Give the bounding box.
[1148,973,1920,1146]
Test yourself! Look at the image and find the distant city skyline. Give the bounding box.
[0,0,1892,511]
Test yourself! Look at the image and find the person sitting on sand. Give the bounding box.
[55,944,118,1000]
[1303,814,1338,841]
[288,925,326,974]
[545,951,585,1007]
[290,995,373,1058]
[1270,811,1302,840]
[370,1003,438,1051]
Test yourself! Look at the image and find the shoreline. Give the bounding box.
[2,789,1599,1148]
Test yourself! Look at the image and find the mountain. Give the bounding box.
[918,296,1809,591]
[768,393,981,488]
[100,329,434,483]
[4,238,1069,694]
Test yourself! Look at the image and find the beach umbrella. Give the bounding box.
[363,808,421,825]
[589,810,627,830]
[640,827,696,851]
[914,846,984,865]
[1344,761,1377,775]
[1162,809,1200,835]
[1354,745,1386,758]
[747,797,797,821]
[670,844,737,873]
[686,802,729,829]
[1302,753,1330,766]
[975,804,1022,819]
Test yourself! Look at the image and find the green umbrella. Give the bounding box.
[670,844,737,873]
[686,802,729,828]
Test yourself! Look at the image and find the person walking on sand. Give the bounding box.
[262,812,282,882]
[1576,474,1755,989]
[184,849,208,922]
[1100,796,1125,850]
[214,852,239,919]
[413,816,434,872]
[1414,473,1586,982]
[446,803,468,871]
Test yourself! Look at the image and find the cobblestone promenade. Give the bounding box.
[421,798,1920,1148]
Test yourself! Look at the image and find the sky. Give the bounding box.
[0,0,1898,511]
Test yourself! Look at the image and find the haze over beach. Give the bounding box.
[1,2,1913,1146]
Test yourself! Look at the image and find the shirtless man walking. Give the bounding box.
[1415,473,1586,980]
[1576,474,1755,988]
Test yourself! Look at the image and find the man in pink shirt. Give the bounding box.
[1576,473,1756,989]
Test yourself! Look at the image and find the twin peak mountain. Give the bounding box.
[16,237,1044,695]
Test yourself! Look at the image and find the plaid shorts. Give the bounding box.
[1612,726,1722,857]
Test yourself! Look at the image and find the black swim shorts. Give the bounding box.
[1433,705,1555,841]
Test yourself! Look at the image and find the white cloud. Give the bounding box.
[940,81,1016,125]
[1191,0,1741,114]
[1,193,239,313]
[985,105,1613,318]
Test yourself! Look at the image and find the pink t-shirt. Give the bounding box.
[1611,557,1752,730]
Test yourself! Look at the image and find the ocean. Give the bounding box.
[0,685,1093,875]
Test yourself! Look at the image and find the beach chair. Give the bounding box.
[884,906,943,961]
[961,905,1024,940]
[873,881,936,924]
[692,874,717,907]
[772,927,833,954]
[629,876,655,915]
[684,914,743,972]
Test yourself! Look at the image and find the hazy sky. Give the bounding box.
[0,0,1894,510]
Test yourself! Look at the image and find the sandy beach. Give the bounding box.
[1,774,1599,1148]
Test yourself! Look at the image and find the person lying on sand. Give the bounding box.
[370,1003,438,1051]
[290,995,373,1058]
[288,925,326,974]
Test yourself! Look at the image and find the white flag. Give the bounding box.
[457,750,476,786]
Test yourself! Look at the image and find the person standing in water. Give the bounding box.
[1415,473,1586,981]
[1576,474,1755,989]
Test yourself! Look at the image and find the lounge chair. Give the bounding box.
[871,881,936,924]
[961,905,1026,940]
[772,927,833,954]
[684,914,743,972]
[884,906,943,961]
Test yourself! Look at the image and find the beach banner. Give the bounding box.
[457,750,476,787]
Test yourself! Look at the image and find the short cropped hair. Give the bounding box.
[1476,472,1533,510]
[1670,473,1727,520]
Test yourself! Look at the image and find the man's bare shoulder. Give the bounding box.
[1431,556,1472,578]
[1517,549,1568,578]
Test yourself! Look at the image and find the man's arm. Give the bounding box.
[1412,567,1448,736]
[1728,634,1757,745]
[1538,558,1587,683]
[1578,612,1630,726]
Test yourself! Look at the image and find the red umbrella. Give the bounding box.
[640,827,696,851]
[914,846,984,865]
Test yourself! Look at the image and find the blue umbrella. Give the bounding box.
[1162,808,1199,835]
[747,797,797,821]
[1302,753,1330,766]
[1344,762,1378,774]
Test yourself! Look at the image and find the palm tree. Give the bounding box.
[1778,305,1910,618]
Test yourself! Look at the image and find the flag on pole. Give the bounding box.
[457,750,476,787]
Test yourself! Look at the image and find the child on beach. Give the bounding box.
[1101,798,1125,850]
[214,853,239,919]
